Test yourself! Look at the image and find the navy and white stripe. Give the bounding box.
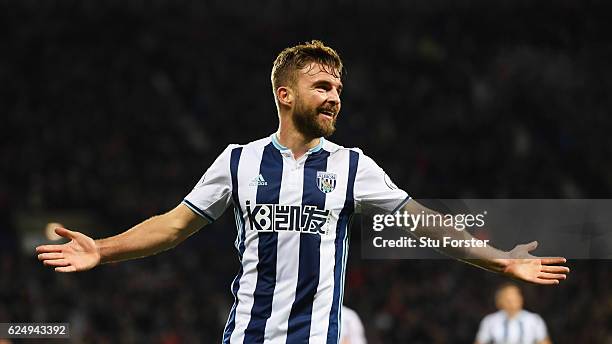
[222,146,245,343]
[183,134,409,344]
[244,143,283,343]
[285,150,330,342]
[326,150,358,343]
[476,310,548,344]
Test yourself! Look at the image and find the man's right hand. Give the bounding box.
[36,227,101,272]
[35,204,208,271]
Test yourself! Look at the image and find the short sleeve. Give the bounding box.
[534,314,548,341]
[475,316,492,344]
[182,145,236,222]
[353,152,410,214]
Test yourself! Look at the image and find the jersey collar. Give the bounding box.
[270,133,324,154]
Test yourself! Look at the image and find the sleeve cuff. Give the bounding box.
[182,199,215,223]
[391,195,411,214]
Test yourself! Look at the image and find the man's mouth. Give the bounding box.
[319,110,335,119]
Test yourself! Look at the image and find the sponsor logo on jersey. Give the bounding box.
[316,171,337,193]
[245,200,331,235]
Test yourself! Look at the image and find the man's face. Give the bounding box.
[495,286,524,314]
[291,63,343,138]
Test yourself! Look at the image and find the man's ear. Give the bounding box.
[276,86,294,107]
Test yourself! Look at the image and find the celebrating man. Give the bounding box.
[36,40,569,343]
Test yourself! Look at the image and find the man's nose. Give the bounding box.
[327,89,341,105]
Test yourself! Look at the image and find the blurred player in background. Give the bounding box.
[475,283,551,344]
[36,40,569,343]
[340,305,367,344]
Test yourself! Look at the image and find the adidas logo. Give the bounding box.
[249,174,268,186]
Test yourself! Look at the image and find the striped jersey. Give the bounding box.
[475,310,548,344]
[183,134,409,344]
[340,306,367,344]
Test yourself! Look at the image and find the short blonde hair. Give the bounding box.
[271,40,343,96]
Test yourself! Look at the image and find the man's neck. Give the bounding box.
[276,126,321,160]
[504,310,521,319]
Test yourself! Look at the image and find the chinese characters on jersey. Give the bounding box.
[246,200,331,235]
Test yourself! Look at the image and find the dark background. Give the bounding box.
[1,0,611,343]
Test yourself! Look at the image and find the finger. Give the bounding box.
[55,227,77,239]
[538,272,567,280]
[542,266,570,274]
[43,259,70,267]
[533,278,560,285]
[36,245,63,253]
[541,257,566,265]
[55,266,77,273]
[38,253,64,261]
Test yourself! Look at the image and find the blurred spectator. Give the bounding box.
[475,283,550,344]
[341,305,367,344]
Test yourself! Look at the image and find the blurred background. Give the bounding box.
[1,0,611,343]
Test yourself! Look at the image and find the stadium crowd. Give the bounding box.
[1,1,611,343]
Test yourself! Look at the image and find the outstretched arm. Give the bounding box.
[36,204,208,272]
[402,200,570,285]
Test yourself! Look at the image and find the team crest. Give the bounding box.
[316,171,337,193]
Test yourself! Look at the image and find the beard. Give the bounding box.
[292,96,338,139]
